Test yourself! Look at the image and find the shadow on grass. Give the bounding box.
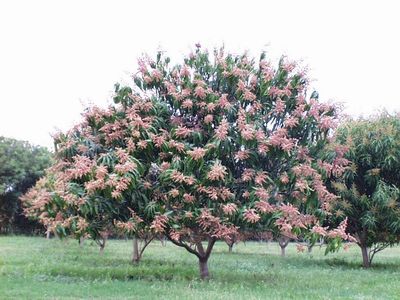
[32,256,282,286]
[322,257,400,271]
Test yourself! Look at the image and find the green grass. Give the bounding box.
[0,237,399,299]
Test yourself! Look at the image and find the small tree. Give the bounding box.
[329,113,400,267]
[23,45,351,279]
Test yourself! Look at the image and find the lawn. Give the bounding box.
[0,236,399,299]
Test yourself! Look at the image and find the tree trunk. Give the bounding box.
[199,258,210,280]
[99,237,106,255]
[46,231,50,239]
[228,244,233,253]
[132,236,140,264]
[79,236,85,248]
[280,245,286,257]
[307,244,313,253]
[361,245,370,268]
[278,237,289,257]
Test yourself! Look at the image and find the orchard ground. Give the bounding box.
[1,237,399,299]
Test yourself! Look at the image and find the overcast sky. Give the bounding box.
[0,0,399,149]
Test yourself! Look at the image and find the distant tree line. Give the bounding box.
[0,137,52,234]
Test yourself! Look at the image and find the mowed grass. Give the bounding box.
[0,237,399,299]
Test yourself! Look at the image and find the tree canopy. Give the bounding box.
[22,46,351,279]
[329,113,400,267]
[0,137,52,233]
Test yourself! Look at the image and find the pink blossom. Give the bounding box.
[319,116,336,130]
[96,165,108,180]
[182,99,193,109]
[235,150,250,161]
[274,99,285,114]
[180,65,191,77]
[284,117,299,128]
[295,179,308,192]
[169,141,186,153]
[160,162,171,171]
[175,126,193,138]
[115,161,136,174]
[169,189,180,198]
[218,94,231,110]
[255,171,268,186]
[214,118,229,140]
[184,175,196,185]
[204,114,213,124]
[254,201,274,213]
[311,225,328,236]
[183,193,195,203]
[241,124,255,140]
[187,147,206,161]
[243,89,256,102]
[170,170,185,183]
[69,155,93,179]
[207,161,227,181]
[150,215,168,233]
[243,209,260,223]
[194,86,207,99]
[222,203,238,215]
[137,140,148,149]
[280,173,289,184]
[255,188,269,201]
[151,69,163,81]
[241,168,255,182]
[237,79,246,92]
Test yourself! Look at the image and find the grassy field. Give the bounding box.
[0,237,399,299]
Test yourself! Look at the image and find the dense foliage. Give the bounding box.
[0,137,52,233]
[22,46,351,278]
[329,113,400,267]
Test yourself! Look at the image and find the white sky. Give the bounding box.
[0,0,399,150]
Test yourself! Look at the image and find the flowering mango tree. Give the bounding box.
[23,45,351,279]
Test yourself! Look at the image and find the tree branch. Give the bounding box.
[165,233,201,259]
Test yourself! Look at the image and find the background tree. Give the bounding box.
[0,137,52,233]
[22,45,351,279]
[329,113,400,267]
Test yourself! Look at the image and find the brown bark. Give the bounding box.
[356,228,371,268]
[132,236,140,264]
[99,237,106,255]
[199,258,210,280]
[278,236,289,257]
[361,245,370,268]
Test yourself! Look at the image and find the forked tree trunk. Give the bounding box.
[280,245,286,257]
[361,245,370,268]
[132,236,140,264]
[278,237,289,257]
[228,244,233,253]
[199,257,210,280]
[99,237,106,255]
